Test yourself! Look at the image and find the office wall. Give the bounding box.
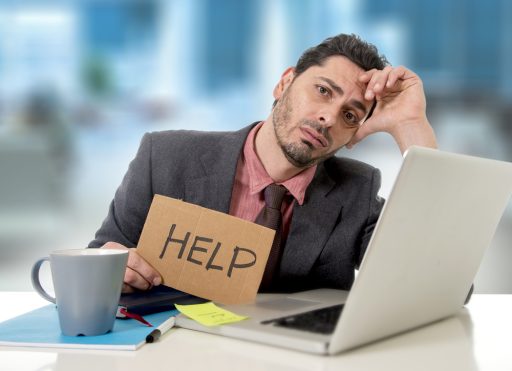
[0,0,510,292]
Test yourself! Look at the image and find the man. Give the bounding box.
[89,34,437,294]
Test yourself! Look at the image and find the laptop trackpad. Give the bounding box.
[251,297,321,318]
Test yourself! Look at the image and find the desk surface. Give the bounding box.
[0,292,511,371]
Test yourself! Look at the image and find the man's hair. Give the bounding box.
[295,33,389,75]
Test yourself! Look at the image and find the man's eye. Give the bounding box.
[344,112,358,124]
[317,86,329,95]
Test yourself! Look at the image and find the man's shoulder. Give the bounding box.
[136,124,256,170]
[145,124,254,150]
[147,128,232,145]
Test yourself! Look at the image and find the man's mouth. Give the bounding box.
[300,127,328,148]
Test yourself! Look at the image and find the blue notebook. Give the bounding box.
[0,305,178,350]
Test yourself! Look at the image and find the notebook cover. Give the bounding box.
[0,305,178,350]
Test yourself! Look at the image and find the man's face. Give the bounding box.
[272,56,373,168]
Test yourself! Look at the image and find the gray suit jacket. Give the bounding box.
[89,124,384,292]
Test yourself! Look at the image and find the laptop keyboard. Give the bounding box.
[261,304,344,335]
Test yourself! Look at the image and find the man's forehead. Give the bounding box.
[300,56,367,90]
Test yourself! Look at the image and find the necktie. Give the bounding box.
[255,184,287,291]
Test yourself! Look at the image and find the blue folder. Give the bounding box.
[0,305,178,350]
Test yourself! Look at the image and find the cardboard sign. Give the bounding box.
[136,195,275,304]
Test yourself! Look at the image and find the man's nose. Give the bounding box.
[316,105,338,128]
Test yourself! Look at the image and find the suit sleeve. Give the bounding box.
[356,168,385,268]
[88,133,154,248]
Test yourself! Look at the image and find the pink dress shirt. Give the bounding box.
[229,122,317,242]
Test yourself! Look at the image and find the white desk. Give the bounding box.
[0,292,511,371]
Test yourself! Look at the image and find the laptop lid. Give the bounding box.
[329,146,512,353]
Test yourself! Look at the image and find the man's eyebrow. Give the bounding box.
[318,76,368,117]
[318,76,344,95]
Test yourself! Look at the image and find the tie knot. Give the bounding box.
[264,184,287,209]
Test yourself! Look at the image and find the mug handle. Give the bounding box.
[31,257,56,304]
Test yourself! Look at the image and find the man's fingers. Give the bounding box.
[363,66,390,100]
[371,66,393,93]
[386,66,407,88]
[362,66,412,100]
[124,266,154,291]
[358,69,376,83]
[127,249,162,287]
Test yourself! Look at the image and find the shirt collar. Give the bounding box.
[243,121,317,205]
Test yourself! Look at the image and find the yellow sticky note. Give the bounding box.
[175,302,248,326]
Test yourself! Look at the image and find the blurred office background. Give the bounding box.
[0,0,510,293]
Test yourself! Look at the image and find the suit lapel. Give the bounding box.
[280,163,344,278]
[184,124,255,213]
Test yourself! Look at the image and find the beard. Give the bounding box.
[272,87,336,168]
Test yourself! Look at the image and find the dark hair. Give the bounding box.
[295,33,388,75]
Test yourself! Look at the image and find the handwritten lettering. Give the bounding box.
[227,247,256,277]
[159,224,257,278]
[159,224,190,259]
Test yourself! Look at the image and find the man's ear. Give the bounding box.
[273,67,295,100]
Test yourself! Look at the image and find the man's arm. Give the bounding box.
[89,133,161,293]
[348,66,437,154]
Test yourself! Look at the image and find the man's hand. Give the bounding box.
[348,66,437,154]
[102,241,162,293]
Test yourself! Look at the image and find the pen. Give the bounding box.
[146,316,176,343]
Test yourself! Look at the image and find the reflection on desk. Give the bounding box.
[1,293,511,371]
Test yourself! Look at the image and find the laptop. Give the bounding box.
[175,146,512,355]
